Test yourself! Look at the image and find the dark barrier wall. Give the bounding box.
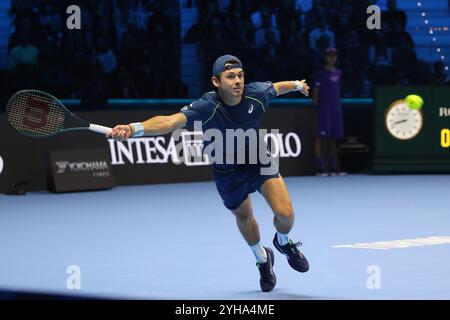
[0,100,330,192]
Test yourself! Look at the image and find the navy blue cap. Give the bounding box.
[212,54,243,76]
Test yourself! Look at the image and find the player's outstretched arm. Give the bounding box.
[273,80,310,97]
[107,113,187,140]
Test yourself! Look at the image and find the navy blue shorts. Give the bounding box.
[213,164,280,211]
[316,108,344,139]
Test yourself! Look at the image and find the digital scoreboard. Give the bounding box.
[372,86,450,173]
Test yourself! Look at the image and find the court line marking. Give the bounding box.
[332,236,450,250]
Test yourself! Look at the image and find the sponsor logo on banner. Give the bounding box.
[181,131,210,166]
[48,149,114,192]
[56,161,69,173]
[107,129,302,166]
[439,107,450,117]
[55,161,109,174]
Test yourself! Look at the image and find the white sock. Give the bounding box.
[276,232,290,246]
[250,242,267,264]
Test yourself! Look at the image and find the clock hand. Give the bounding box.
[393,119,408,125]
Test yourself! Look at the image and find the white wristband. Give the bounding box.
[130,122,144,137]
[294,80,303,91]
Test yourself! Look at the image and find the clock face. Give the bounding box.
[385,100,423,140]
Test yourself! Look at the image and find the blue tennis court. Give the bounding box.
[1,174,449,300]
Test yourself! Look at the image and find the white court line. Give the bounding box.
[332,236,450,250]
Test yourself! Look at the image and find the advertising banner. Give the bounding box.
[0,105,315,192]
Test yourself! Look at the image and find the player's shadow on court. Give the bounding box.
[236,290,334,300]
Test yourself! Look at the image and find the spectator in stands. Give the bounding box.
[147,0,174,46]
[431,61,449,85]
[8,12,39,51]
[81,64,111,109]
[119,31,142,73]
[413,59,432,85]
[9,31,39,70]
[388,20,414,50]
[284,18,303,44]
[39,36,63,94]
[256,29,283,80]
[228,0,253,18]
[78,1,95,32]
[295,0,313,13]
[369,34,393,66]
[391,35,417,84]
[334,12,352,50]
[224,8,254,59]
[39,1,62,34]
[383,0,407,31]
[3,0,443,105]
[309,17,335,51]
[128,0,153,31]
[275,0,302,40]
[254,12,280,48]
[112,0,129,48]
[197,0,221,27]
[113,66,140,98]
[10,0,39,29]
[312,34,332,69]
[200,16,229,77]
[251,3,277,30]
[340,30,368,97]
[93,36,117,75]
[374,0,388,10]
[279,29,313,89]
[95,15,117,49]
[303,2,326,31]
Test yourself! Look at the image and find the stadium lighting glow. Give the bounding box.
[421,3,446,66]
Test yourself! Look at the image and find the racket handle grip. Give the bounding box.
[89,124,112,135]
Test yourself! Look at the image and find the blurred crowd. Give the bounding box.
[1,0,186,109]
[186,0,449,97]
[0,0,449,110]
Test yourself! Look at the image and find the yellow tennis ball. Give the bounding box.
[405,94,424,110]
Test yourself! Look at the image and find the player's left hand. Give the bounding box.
[298,79,310,97]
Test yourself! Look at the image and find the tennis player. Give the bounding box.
[108,55,310,292]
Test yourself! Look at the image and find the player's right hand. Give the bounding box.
[107,124,133,141]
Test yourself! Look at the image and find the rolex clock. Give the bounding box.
[385,100,423,140]
[372,87,450,173]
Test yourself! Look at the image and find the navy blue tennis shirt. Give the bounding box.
[180,81,278,171]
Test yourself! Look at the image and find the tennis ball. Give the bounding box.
[405,94,424,110]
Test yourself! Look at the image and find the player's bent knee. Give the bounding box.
[274,204,294,219]
[232,207,253,221]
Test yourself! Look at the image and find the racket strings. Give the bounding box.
[7,91,66,137]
